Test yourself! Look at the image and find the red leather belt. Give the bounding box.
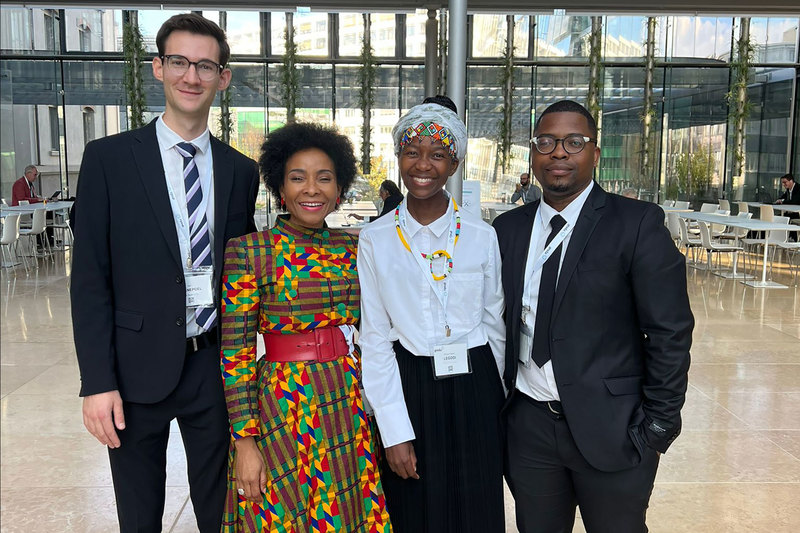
[263,327,349,363]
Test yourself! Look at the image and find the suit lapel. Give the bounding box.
[552,185,605,317]
[131,122,182,267]
[211,136,234,282]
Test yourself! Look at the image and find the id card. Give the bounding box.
[519,320,533,368]
[185,270,214,307]
[432,343,470,379]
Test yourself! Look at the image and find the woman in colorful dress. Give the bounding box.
[358,96,506,532]
[219,122,391,532]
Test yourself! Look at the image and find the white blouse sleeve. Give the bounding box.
[358,230,416,447]
[484,228,507,389]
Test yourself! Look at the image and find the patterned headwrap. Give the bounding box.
[391,102,467,164]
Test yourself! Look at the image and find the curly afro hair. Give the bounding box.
[259,122,358,209]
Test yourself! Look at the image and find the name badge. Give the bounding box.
[185,270,214,308]
[432,343,470,379]
[519,320,533,368]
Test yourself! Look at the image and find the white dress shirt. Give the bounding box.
[516,181,594,401]
[155,115,216,338]
[358,197,506,448]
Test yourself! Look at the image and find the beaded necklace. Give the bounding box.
[395,197,461,281]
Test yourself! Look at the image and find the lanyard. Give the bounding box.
[396,195,459,337]
[521,209,573,322]
[163,147,212,270]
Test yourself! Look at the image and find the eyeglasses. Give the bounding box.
[531,135,597,155]
[161,55,223,82]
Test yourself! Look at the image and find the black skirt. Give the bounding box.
[380,341,506,533]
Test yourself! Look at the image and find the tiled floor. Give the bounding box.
[1,250,799,532]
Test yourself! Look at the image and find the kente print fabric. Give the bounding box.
[399,121,457,159]
[220,217,391,533]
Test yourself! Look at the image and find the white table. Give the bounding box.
[0,200,74,217]
[680,212,800,288]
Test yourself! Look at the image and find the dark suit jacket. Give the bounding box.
[493,184,693,472]
[71,120,259,404]
[11,176,43,206]
[778,185,800,205]
[376,193,404,219]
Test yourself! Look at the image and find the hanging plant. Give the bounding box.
[279,14,300,123]
[219,86,233,143]
[496,16,515,173]
[586,16,603,129]
[726,18,753,179]
[639,17,657,190]
[122,20,146,129]
[357,14,377,175]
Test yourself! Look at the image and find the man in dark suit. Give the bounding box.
[493,100,693,533]
[775,173,798,206]
[71,14,258,532]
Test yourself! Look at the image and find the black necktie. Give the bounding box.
[531,214,566,368]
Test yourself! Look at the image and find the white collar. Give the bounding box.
[538,180,594,229]
[156,114,210,154]
[404,192,455,239]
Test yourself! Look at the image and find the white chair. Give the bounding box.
[661,199,675,207]
[1,214,30,274]
[717,212,752,242]
[677,217,702,263]
[48,207,73,250]
[735,201,749,216]
[1,198,7,206]
[759,204,774,222]
[775,241,800,285]
[698,221,742,272]
[742,215,789,275]
[719,199,730,212]
[674,201,690,209]
[666,212,681,247]
[699,203,718,214]
[18,208,51,261]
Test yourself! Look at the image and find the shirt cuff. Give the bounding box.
[230,418,260,440]
[373,400,416,448]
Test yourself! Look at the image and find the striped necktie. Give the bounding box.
[176,142,216,331]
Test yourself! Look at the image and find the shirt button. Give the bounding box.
[176,274,183,284]
[176,317,184,327]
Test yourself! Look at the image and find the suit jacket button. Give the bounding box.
[176,274,183,284]
[176,317,184,327]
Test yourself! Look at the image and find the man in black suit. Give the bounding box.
[775,173,798,206]
[493,100,693,533]
[71,14,258,532]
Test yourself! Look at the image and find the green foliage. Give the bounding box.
[218,86,233,143]
[725,20,754,176]
[361,156,388,201]
[496,37,514,173]
[279,26,300,123]
[585,17,603,127]
[357,34,377,175]
[122,22,146,129]
[672,143,714,199]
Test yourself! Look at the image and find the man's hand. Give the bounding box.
[82,390,125,448]
[515,183,522,192]
[234,437,267,502]
[385,441,420,480]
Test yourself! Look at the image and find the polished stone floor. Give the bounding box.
[1,249,798,532]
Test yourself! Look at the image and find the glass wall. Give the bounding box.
[1,7,798,208]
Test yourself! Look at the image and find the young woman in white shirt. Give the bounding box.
[358,96,506,532]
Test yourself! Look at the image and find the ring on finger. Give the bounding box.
[237,488,245,496]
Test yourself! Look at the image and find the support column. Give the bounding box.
[446,0,466,202]
[424,9,438,98]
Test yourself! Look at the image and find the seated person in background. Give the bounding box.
[775,173,799,207]
[11,165,44,206]
[510,172,542,204]
[349,179,404,222]
[620,187,638,199]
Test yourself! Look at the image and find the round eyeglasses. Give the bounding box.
[161,55,223,82]
[531,135,597,155]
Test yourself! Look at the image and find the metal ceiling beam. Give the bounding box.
[4,1,800,15]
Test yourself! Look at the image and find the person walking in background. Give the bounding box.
[71,14,258,532]
[493,100,693,533]
[510,172,542,205]
[349,179,404,222]
[219,122,391,532]
[359,95,506,532]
